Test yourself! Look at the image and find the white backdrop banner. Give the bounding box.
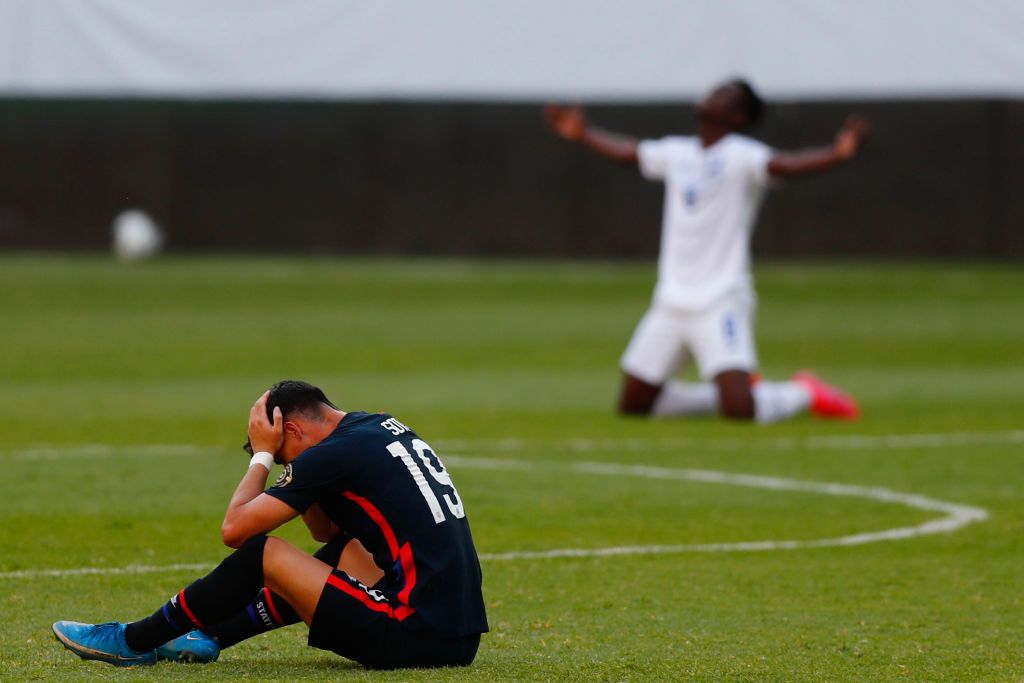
[1,0,1022,100]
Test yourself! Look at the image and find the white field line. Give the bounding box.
[5,429,1024,462]
[449,457,988,558]
[0,453,988,579]
[6,444,215,461]
[0,563,216,580]
[439,430,1024,453]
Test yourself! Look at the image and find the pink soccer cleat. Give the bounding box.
[793,371,860,420]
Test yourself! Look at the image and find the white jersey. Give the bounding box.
[637,133,773,311]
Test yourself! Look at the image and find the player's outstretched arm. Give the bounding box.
[767,115,869,178]
[544,104,640,167]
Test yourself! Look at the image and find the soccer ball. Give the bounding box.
[112,209,163,261]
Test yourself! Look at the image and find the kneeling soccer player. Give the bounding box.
[546,79,867,423]
[53,380,488,669]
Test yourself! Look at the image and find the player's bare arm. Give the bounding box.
[221,391,299,547]
[767,115,869,177]
[544,104,640,166]
[302,503,340,543]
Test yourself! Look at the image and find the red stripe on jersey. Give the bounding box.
[177,590,204,629]
[262,587,284,626]
[341,490,418,616]
[325,573,414,621]
[397,542,417,606]
[343,491,399,558]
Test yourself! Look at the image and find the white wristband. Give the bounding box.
[249,451,275,472]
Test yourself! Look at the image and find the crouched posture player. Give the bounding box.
[53,380,488,669]
[546,80,868,423]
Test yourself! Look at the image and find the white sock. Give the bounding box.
[753,381,812,424]
[652,381,719,417]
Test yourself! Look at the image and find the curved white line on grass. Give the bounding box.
[446,456,988,559]
[1,456,988,578]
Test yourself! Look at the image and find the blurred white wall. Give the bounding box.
[1,0,1022,100]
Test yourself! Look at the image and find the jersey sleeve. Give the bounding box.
[637,137,677,181]
[741,138,775,188]
[264,449,334,514]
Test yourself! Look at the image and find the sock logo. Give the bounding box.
[254,600,275,629]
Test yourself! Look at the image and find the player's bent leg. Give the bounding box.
[261,537,334,626]
[195,535,352,652]
[264,538,478,670]
[715,370,755,419]
[619,306,688,415]
[164,534,379,660]
[617,373,663,415]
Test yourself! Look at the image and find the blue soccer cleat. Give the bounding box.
[156,630,220,663]
[52,620,156,667]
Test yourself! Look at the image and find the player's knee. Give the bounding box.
[217,534,268,576]
[719,390,755,419]
[617,375,660,416]
[720,400,754,420]
[261,537,294,585]
[715,370,755,420]
[717,385,755,419]
[262,535,292,558]
[617,397,654,416]
[262,536,308,573]
[237,534,269,558]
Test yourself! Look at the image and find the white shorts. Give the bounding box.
[620,295,758,384]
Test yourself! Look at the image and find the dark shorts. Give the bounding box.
[308,568,481,670]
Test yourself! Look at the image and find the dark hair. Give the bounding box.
[266,379,337,421]
[243,380,337,454]
[730,78,765,128]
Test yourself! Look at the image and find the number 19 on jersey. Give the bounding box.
[387,439,465,524]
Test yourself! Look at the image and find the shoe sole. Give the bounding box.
[179,651,215,664]
[157,650,216,664]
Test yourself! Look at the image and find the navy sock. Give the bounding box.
[124,535,268,652]
[200,535,350,649]
[199,587,299,648]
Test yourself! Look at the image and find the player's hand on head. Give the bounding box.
[248,390,284,455]
[544,104,586,141]
[834,115,869,160]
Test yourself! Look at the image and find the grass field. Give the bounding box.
[1,255,1022,682]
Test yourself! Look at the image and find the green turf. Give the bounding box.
[0,255,1021,681]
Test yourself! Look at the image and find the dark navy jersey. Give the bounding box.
[265,412,488,638]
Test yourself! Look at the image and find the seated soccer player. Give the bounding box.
[53,380,488,669]
[546,79,867,423]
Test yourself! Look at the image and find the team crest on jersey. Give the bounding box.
[274,464,294,487]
